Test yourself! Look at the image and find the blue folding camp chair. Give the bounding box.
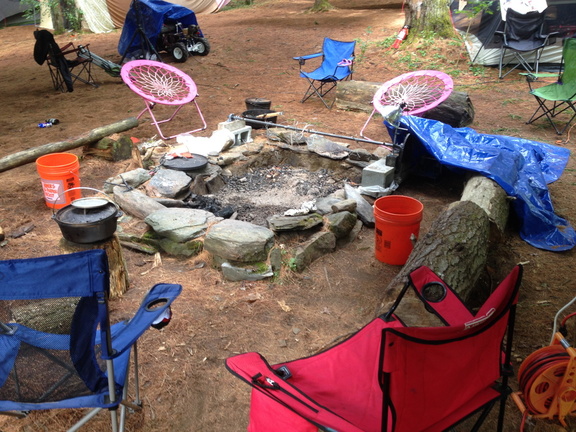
[0,249,182,432]
[293,37,355,108]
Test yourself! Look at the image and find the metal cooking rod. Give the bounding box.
[227,114,391,147]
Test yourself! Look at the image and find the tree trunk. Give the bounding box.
[0,117,139,173]
[404,0,456,39]
[311,0,333,12]
[61,234,129,299]
[375,175,511,322]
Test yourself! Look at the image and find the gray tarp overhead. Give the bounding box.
[106,0,229,28]
[451,0,576,66]
[35,0,229,33]
[0,0,27,21]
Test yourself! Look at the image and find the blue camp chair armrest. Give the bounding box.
[293,52,323,62]
[102,283,182,359]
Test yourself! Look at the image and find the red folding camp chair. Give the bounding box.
[226,264,522,432]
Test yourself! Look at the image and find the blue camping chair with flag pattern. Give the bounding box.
[0,250,182,432]
[293,37,355,108]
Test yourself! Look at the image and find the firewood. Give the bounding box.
[83,135,134,161]
[0,117,139,173]
[376,175,511,321]
[335,81,474,127]
[61,233,129,299]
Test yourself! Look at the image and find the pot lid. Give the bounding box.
[71,197,110,210]
[54,202,117,225]
[161,154,208,172]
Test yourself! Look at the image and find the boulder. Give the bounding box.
[204,219,275,262]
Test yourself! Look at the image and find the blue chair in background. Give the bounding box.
[293,37,356,108]
[0,250,182,431]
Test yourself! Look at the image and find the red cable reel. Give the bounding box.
[513,332,576,428]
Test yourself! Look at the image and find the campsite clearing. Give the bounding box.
[0,1,575,431]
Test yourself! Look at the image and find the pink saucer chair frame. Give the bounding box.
[121,60,207,140]
[360,70,454,140]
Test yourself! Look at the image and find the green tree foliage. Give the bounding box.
[22,0,82,33]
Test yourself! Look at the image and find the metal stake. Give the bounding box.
[227,114,391,147]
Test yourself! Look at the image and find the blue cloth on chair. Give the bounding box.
[0,250,182,430]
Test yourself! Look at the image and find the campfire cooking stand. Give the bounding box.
[228,113,390,147]
[228,112,412,186]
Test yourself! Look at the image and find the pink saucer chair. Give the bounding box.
[121,60,207,139]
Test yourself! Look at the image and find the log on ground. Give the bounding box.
[0,117,139,173]
[335,80,474,127]
[61,233,129,299]
[375,175,512,323]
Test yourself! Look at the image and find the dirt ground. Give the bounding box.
[0,0,575,431]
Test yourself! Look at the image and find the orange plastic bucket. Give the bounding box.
[36,153,81,209]
[373,195,423,265]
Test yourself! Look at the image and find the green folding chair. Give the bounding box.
[526,37,576,135]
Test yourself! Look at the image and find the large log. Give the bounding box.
[0,117,139,173]
[461,174,510,234]
[335,81,474,127]
[334,80,381,112]
[375,176,511,323]
[421,91,475,128]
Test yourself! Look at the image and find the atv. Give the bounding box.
[157,23,210,62]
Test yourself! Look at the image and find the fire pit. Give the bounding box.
[213,164,347,226]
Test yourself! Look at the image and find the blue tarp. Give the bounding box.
[118,0,199,59]
[388,116,575,251]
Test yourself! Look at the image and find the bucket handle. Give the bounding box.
[51,187,120,214]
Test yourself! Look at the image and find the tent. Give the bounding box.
[107,0,229,28]
[451,0,576,66]
[0,0,38,25]
[0,0,26,21]
[118,0,200,59]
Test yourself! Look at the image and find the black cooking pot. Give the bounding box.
[242,109,278,129]
[53,194,123,244]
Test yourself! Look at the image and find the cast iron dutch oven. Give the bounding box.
[52,188,123,244]
[241,109,279,129]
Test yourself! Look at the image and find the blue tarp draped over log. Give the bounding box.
[118,0,199,59]
[388,116,575,251]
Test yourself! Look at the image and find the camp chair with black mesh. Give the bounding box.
[293,37,356,108]
[496,8,558,79]
[33,29,98,92]
[226,264,523,432]
[0,249,182,432]
[525,37,576,135]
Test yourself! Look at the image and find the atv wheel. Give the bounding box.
[171,43,189,62]
[191,38,210,56]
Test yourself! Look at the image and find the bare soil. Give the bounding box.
[0,1,575,431]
